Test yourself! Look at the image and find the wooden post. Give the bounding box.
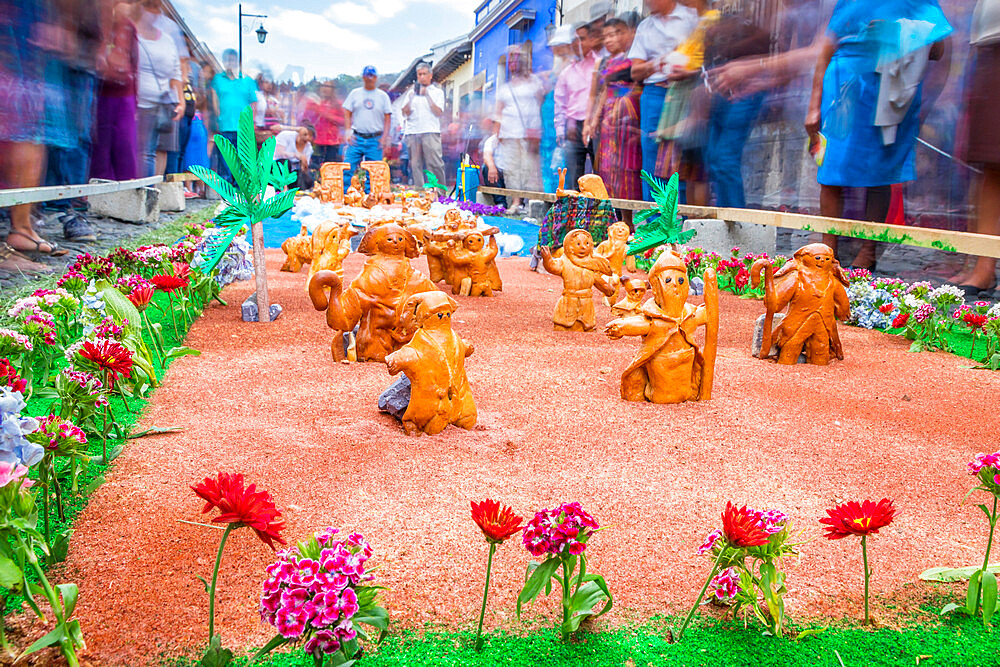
[251,221,270,323]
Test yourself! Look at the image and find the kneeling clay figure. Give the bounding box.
[605,251,718,403]
[384,291,476,435]
[309,223,435,362]
[610,276,648,317]
[540,229,615,331]
[280,225,312,273]
[750,242,850,365]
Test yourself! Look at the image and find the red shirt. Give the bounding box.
[303,98,345,146]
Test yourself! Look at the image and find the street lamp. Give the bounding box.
[238,3,268,76]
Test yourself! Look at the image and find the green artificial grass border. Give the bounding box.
[161,615,1000,667]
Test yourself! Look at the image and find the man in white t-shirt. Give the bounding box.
[402,62,446,192]
[627,0,698,200]
[342,65,393,189]
[274,124,315,189]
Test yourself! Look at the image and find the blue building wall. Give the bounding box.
[472,0,558,105]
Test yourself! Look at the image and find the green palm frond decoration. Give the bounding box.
[423,170,443,191]
[627,171,696,256]
[189,106,298,273]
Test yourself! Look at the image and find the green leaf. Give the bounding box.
[517,558,560,619]
[48,530,73,565]
[81,475,106,496]
[0,556,22,590]
[57,583,79,618]
[353,604,389,632]
[248,634,289,665]
[190,165,244,209]
[237,106,260,196]
[212,137,251,198]
[99,284,142,334]
[128,426,183,439]
[196,574,210,593]
[921,565,1000,582]
[165,346,201,361]
[795,626,827,640]
[91,444,123,466]
[967,570,983,614]
[198,635,234,667]
[563,578,613,634]
[256,189,297,223]
[983,572,997,624]
[19,625,66,657]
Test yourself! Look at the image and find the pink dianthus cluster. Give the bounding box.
[968,451,1000,481]
[522,502,600,558]
[260,528,373,659]
[709,566,741,602]
[913,303,936,323]
[36,415,87,453]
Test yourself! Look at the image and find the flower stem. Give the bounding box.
[678,547,728,641]
[168,294,179,337]
[560,556,572,642]
[474,542,496,652]
[207,523,236,644]
[862,535,870,625]
[976,496,998,615]
[41,462,50,547]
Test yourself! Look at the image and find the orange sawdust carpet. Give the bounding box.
[49,250,1000,664]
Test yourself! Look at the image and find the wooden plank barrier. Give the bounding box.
[477,186,1000,260]
[0,176,163,208]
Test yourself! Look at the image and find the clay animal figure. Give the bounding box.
[280,225,313,273]
[610,276,649,317]
[447,231,500,296]
[605,251,719,403]
[540,229,615,331]
[384,291,477,435]
[596,221,632,303]
[308,220,356,286]
[309,223,436,362]
[750,242,850,365]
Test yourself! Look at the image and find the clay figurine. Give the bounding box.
[605,251,718,403]
[610,276,648,317]
[447,231,500,296]
[316,162,350,204]
[750,242,850,365]
[308,220,356,286]
[556,169,611,200]
[309,223,435,362]
[596,221,632,303]
[360,161,391,199]
[540,229,615,331]
[384,291,477,435]
[280,225,313,273]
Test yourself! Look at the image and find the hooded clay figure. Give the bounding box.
[447,231,500,296]
[385,291,477,436]
[309,223,435,362]
[540,229,616,331]
[750,242,850,365]
[610,276,649,317]
[605,251,719,403]
[597,221,632,303]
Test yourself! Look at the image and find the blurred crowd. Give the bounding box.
[1,0,999,293]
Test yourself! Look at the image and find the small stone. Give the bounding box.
[378,375,411,421]
[751,313,806,363]
[599,366,612,375]
[241,292,282,322]
[690,277,704,296]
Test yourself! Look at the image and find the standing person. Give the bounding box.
[274,124,315,190]
[0,0,65,266]
[135,2,183,177]
[479,116,507,209]
[555,26,600,188]
[181,95,210,197]
[342,65,392,190]
[542,26,576,193]
[629,0,699,200]
[302,81,345,168]
[91,0,139,183]
[401,62,446,193]
[496,45,546,213]
[41,0,100,243]
[210,48,258,183]
[805,0,951,270]
[584,17,643,204]
[950,0,1000,295]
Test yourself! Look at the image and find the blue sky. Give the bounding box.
[174,0,475,81]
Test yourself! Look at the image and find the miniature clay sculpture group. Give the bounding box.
[540,229,616,331]
[606,250,718,404]
[308,223,435,362]
[385,291,477,435]
[750,242,850,365]
[426,210,502,297]
[280,225,313,273]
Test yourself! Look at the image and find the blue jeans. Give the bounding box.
[45,67,96,211]
[706,92,764,208]
[639,85,668,201]
[344,135,383,191]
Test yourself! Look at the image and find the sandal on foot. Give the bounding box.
[0,242,53,275]
[958,282,997,298]
[5,230,68,256]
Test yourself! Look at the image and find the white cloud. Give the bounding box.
[267,9,379,51]
[325,2,380,25]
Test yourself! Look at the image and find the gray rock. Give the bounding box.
[526,199,548,220]
[87,179,159,223]
[241,292,282,322]
[751,313,806,363]
[690,277,704,296]
[378,374,411,420]
[342,325,359,358]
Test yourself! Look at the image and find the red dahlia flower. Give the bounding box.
[192,472,286,549]
[963,312,988,332]
[127,284,155,310]
[721,502,771,548]
[820,499,895,539]
[79,338,133,386]
[471,499,523,544]
[151,274,189,293]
